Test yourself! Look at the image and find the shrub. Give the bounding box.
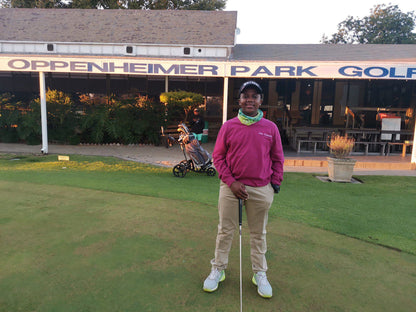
[1,91,166,145]
[40,89,80,144]
[79,93,164,145]
[327,133,355,158]
[160,90,204,123]
[0,93,20,143]
[17,101,42,145]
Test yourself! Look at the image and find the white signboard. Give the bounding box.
[1,55,416,80]
[381,118,401,141]
[0,56,226,76]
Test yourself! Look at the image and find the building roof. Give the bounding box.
[0,8,237,46]
[2,8,416,64]
[232,44,416,62]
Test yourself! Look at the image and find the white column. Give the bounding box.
[411,119,416,164]
[165,76,169,93]
[39,72,48,154]
[222,77,229,124]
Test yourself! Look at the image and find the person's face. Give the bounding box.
[239,88,262,117]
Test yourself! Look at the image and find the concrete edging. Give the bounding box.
[284,159,414,170]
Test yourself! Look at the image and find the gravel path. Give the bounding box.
[0,142,211,168]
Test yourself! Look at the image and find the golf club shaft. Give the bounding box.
[238,198,243,312]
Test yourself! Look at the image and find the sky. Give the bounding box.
[224,0,416,44]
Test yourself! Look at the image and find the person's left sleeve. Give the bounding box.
[270,125,284,186]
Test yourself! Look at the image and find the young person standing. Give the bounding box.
[203,81,284,298]
[190,108,205,134]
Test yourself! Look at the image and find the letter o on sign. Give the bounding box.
[363,67,389,78]
[8,59,30,70]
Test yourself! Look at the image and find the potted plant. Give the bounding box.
[327,133,356,182]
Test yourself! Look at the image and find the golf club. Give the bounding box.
[238,198,243,312]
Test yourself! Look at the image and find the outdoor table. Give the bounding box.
[380,130,413,142]
[292,127,340,152]
[343,129,386,154]
[386,140,413,157]
[344,129,380,142]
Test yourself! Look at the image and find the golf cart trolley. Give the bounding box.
[172,123,216,178]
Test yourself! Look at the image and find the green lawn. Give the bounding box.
[0,153,415,312]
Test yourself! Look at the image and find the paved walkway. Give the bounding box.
[0,142,415,176]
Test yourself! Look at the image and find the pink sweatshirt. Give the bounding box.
[213,117,284,188]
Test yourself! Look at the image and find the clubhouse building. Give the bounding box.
[0,8,415,163]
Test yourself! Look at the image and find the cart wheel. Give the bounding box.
[180,160,194,171]
[188,160,195,171]
[206,167,216,177]
[173,164,187,178]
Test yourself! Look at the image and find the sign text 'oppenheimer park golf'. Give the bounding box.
[2,56,416,80]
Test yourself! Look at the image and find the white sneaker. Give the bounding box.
[203,268,225,292]
[252,272,273,298]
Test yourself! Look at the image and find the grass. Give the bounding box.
[274,173,416,254]
[0,153,415,312]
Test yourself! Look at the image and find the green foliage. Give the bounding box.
[0,91,165,145]
[81,105,110,144]
[16,101,42,145]
[0,93,41,144]
[38,89,80,144]
[322,4,416,44]
[0,93,20,143]
[80,94,164,144]
[70,0,119,8]
[8,0,64,8]
[160,90,204,122]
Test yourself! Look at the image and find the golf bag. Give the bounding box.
[178,124,211,167]
[172,123,216,177]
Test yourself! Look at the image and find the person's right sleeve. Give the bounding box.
[212,124,236,187]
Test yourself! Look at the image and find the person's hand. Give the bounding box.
[230,181,249,200]
[271,184,280,194]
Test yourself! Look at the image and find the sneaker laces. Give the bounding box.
[208,269,221,280]
[256,272,269,286]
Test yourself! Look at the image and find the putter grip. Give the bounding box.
[238,199,243,226]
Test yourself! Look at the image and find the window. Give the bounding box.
[183,47,191,55]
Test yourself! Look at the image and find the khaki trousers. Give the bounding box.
[211,181,274,273]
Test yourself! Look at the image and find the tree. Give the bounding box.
[3,0,65,8]
[160,90,203,123]
[1,0,226,9]
[69,0,120,9]
[322,4,416,44]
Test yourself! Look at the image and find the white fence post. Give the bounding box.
[39,71,48,154]
[222,77,228,124]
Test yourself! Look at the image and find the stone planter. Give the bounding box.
[327,157,357,182]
